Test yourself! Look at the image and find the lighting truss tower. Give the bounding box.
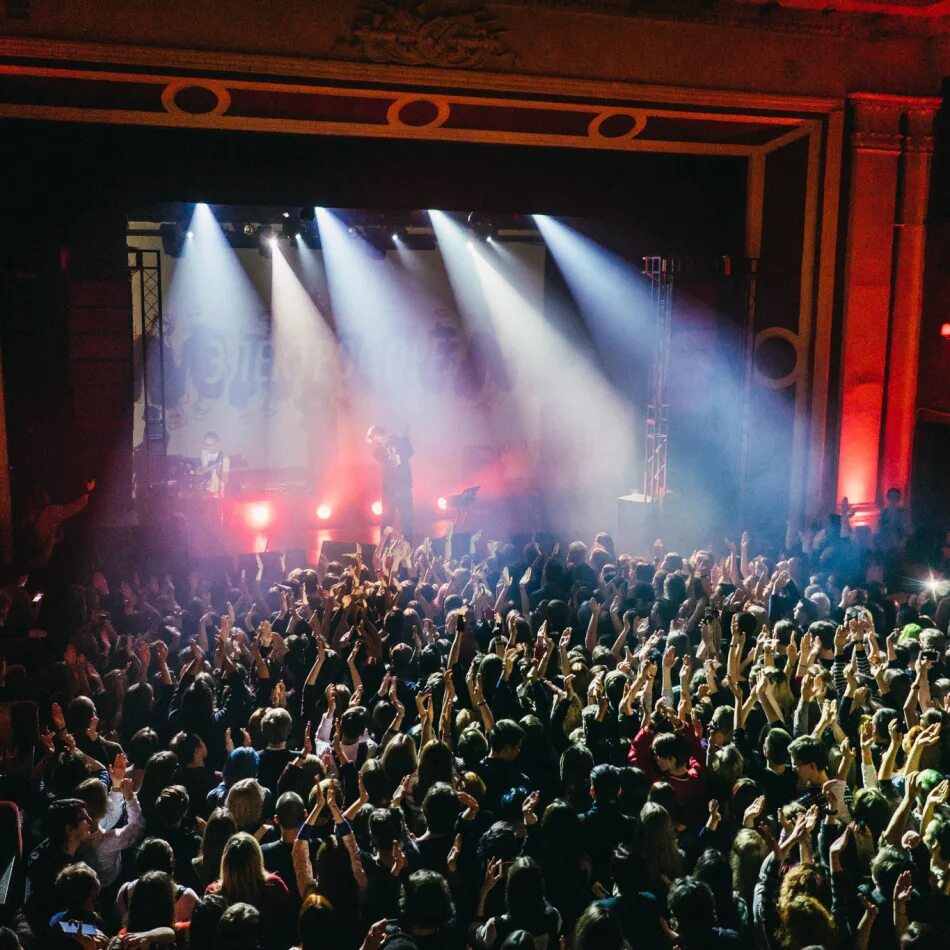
[641,256,675,504]
[128,248,167,496]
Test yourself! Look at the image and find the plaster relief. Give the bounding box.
[333,0,516,68]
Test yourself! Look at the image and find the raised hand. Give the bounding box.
[109,752,129,786]
[446,833,463,874]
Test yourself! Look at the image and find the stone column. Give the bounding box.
[879,102,939,499]
[835,94,903,526]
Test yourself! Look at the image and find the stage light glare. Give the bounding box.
[392,233,398,241]
[282,211,290,218]
[370,500,383,517]
[316,504,332,521]
[186,230,194,239]
[246,502,272,530]
[466,241,474,251]
[268,235,278,247]
[436,496,448,511]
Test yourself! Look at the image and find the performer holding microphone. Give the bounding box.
[366,425,414,541]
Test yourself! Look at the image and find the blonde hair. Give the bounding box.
[762,669,795,720]
[731,828,768,898]
[226,778,265,832]
[219,832,267,908]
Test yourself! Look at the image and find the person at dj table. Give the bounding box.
[366,424,414,541]
[196,430,230,499]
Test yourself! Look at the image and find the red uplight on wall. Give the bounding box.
[436,496,448,511]
[370,500,383,517]
[940,323,950,340]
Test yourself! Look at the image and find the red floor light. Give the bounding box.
[246,501,272,530]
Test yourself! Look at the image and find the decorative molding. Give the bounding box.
[848,93,941,153]
[499,0,950,38]
[850,95,904,153]
[0,38,847,116]
[0,63,811,155]
[903,104,939,153]
[332,0,516,69]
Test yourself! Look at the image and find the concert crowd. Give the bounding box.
[1,499,949,950]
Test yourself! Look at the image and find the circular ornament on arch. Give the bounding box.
[587,109,647,143]
[753,326,800,389]
[161,81,232,117]
[386,96,451,130]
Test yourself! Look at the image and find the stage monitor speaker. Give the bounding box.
[192,555,237,584]
[235,551,284,585]
[430,532,471,559]
[320,540,369,564]
[616,493,661,560]
[283,549,308,572]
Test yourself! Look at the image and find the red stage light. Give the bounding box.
[246,502,272,530]
[941,323,950,340]
[316,504,332,521]
[370,500,383,517]
[436,496,448,511]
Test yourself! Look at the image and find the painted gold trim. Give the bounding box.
[0,63,811,154]
[0,104,764,154]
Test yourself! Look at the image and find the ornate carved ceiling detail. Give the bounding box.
[332,0,517,69]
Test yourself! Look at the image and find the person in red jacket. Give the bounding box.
[628,704,707,827]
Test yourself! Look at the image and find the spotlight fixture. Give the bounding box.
[297,222,321,250]
[436,496,448,511]
[316,504,332,521]
[282,214,302,240]
[257,227,278,258]
[467,211,498,243]
[243,223,255,236]
[245,501,273,530]
[159,222,187,258]
[186,230,194,239]
[370,500,383,517]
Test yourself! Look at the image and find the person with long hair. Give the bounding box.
[113,870,178,949]
[191,807,237,892]
[115,838,199,925]
[474,857,561,949]
[207,832,293,950]
[637,802,684,906]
